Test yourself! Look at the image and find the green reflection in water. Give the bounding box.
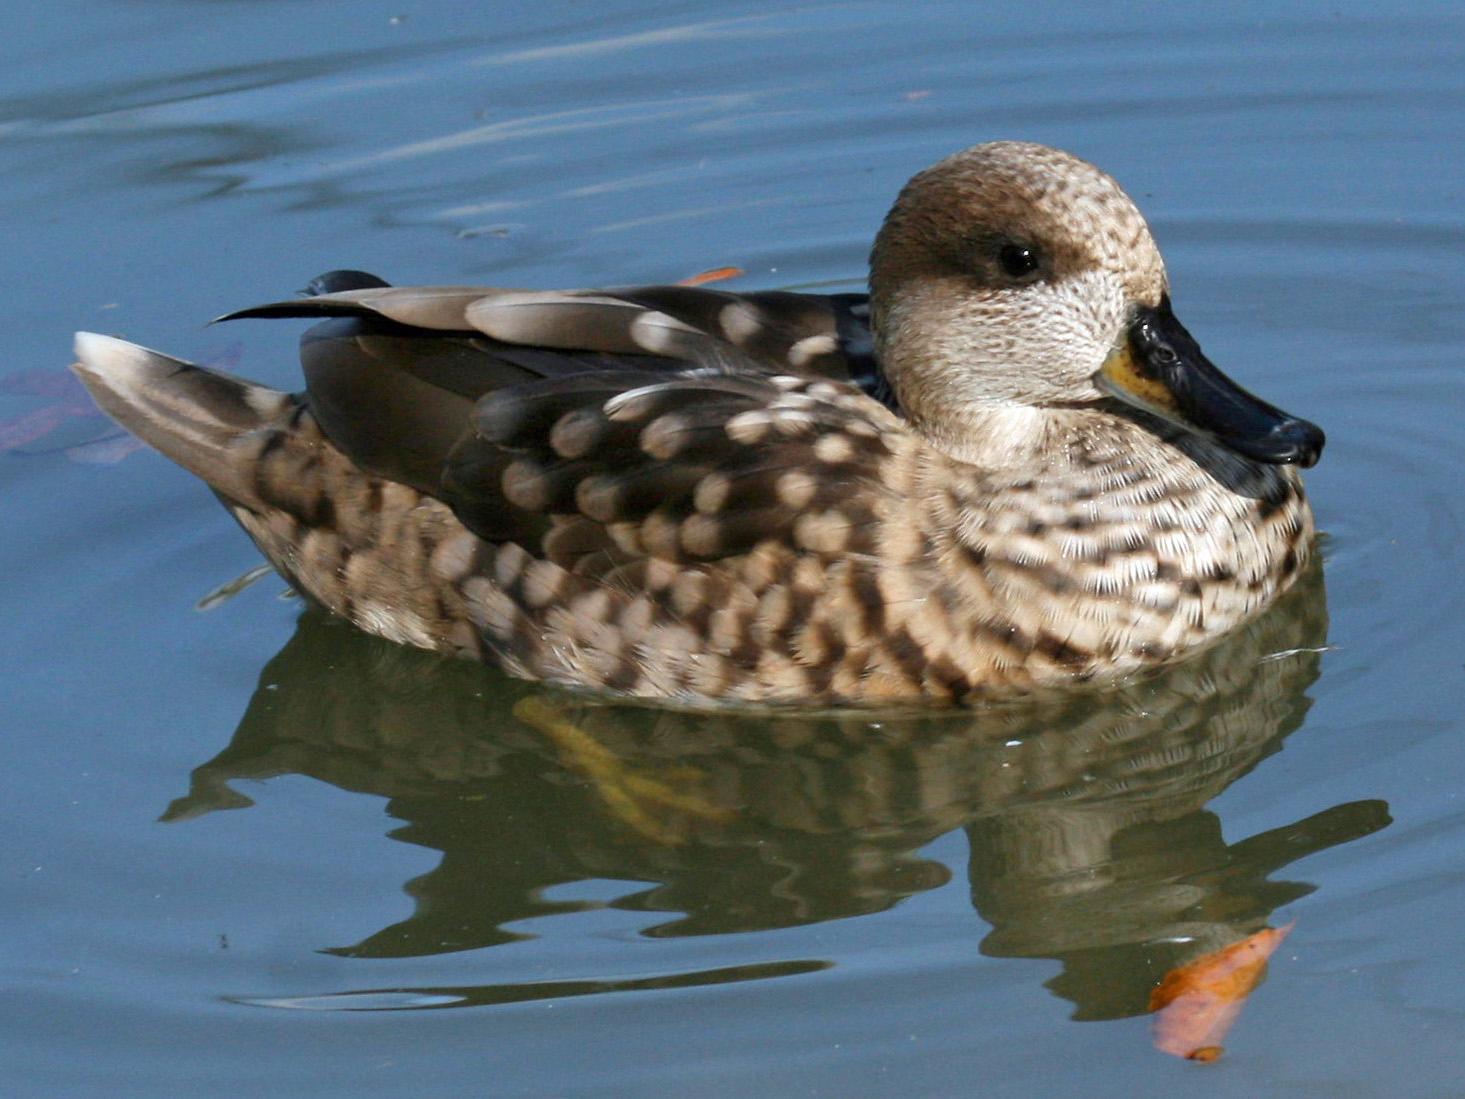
[167,556,1387,1018]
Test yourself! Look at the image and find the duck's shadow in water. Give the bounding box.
[168,558,1388,1019]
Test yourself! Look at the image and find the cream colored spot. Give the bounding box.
[671,571,708,617]
[299,528,342,576]
[795,511,851,553]
[641,413,692,459]
[502,459,549,510]
[461,576,493,605]
[462,580,517,639]
[381,481,420,510]
[644,557,680,590]
[629,310,698,355]
[739,544,785,589]
[708,606,747,654]
[639,511,682,558]
[694,472,732,513]
[754,651,810,698]
[429,532,480,582]
[725,410,773,444]
[791,556,825,591]
[861,669,917,700]
[619,597,655,639]
[813,433,856,463]
[492,543,530,586]
[787,335,838,366]
[754,587,791,637]
[570,633,622,680]
[605,521,643,556]
[688,653,733,697]
[770,392,817,412]
[775,470,817,508]
[570,589,614,626]
[770,409,819,436]
[522,560,566,608]
[550,409,602,458]
[718,301,763,345]
[575,474,620,522]
[679,514,725,558]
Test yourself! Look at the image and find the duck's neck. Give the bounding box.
[909,402,1078,471]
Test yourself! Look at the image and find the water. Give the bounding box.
[4,2,1464,1095]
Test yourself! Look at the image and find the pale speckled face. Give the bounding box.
[869,141,1169,428]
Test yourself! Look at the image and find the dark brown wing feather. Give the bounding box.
[296,315,672,495]
[442,371,903,572]
[224,272,892,565]
[221,275,875,383]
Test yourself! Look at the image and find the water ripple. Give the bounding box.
[231,958,829,1012]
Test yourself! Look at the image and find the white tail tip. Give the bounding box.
[72,331,174,385]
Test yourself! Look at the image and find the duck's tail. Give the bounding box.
[71,332,295,509]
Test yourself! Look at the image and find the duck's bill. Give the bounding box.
[1097,298,1324,467]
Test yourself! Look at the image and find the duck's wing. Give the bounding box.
[222,274,876,387]
[221,272,880,499]
[438,368,910,573]
[218,273,902,569]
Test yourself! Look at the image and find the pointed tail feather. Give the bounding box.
[71,332,294,508]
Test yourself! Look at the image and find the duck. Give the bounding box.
[71,141,1324,706]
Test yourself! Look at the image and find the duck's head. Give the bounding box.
[869,141,1323,468]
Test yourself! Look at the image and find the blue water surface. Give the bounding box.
[4,2,1464,1095]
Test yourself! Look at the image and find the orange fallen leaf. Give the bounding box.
[677,266,744,286]
[1149,922,1294,1061]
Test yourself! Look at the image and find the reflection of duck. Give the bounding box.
[167,557,1386,1016]
[76,142,1323,704]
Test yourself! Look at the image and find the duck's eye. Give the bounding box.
[998,243,1040,279]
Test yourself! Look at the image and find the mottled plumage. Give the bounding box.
[72,142,1323,705]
